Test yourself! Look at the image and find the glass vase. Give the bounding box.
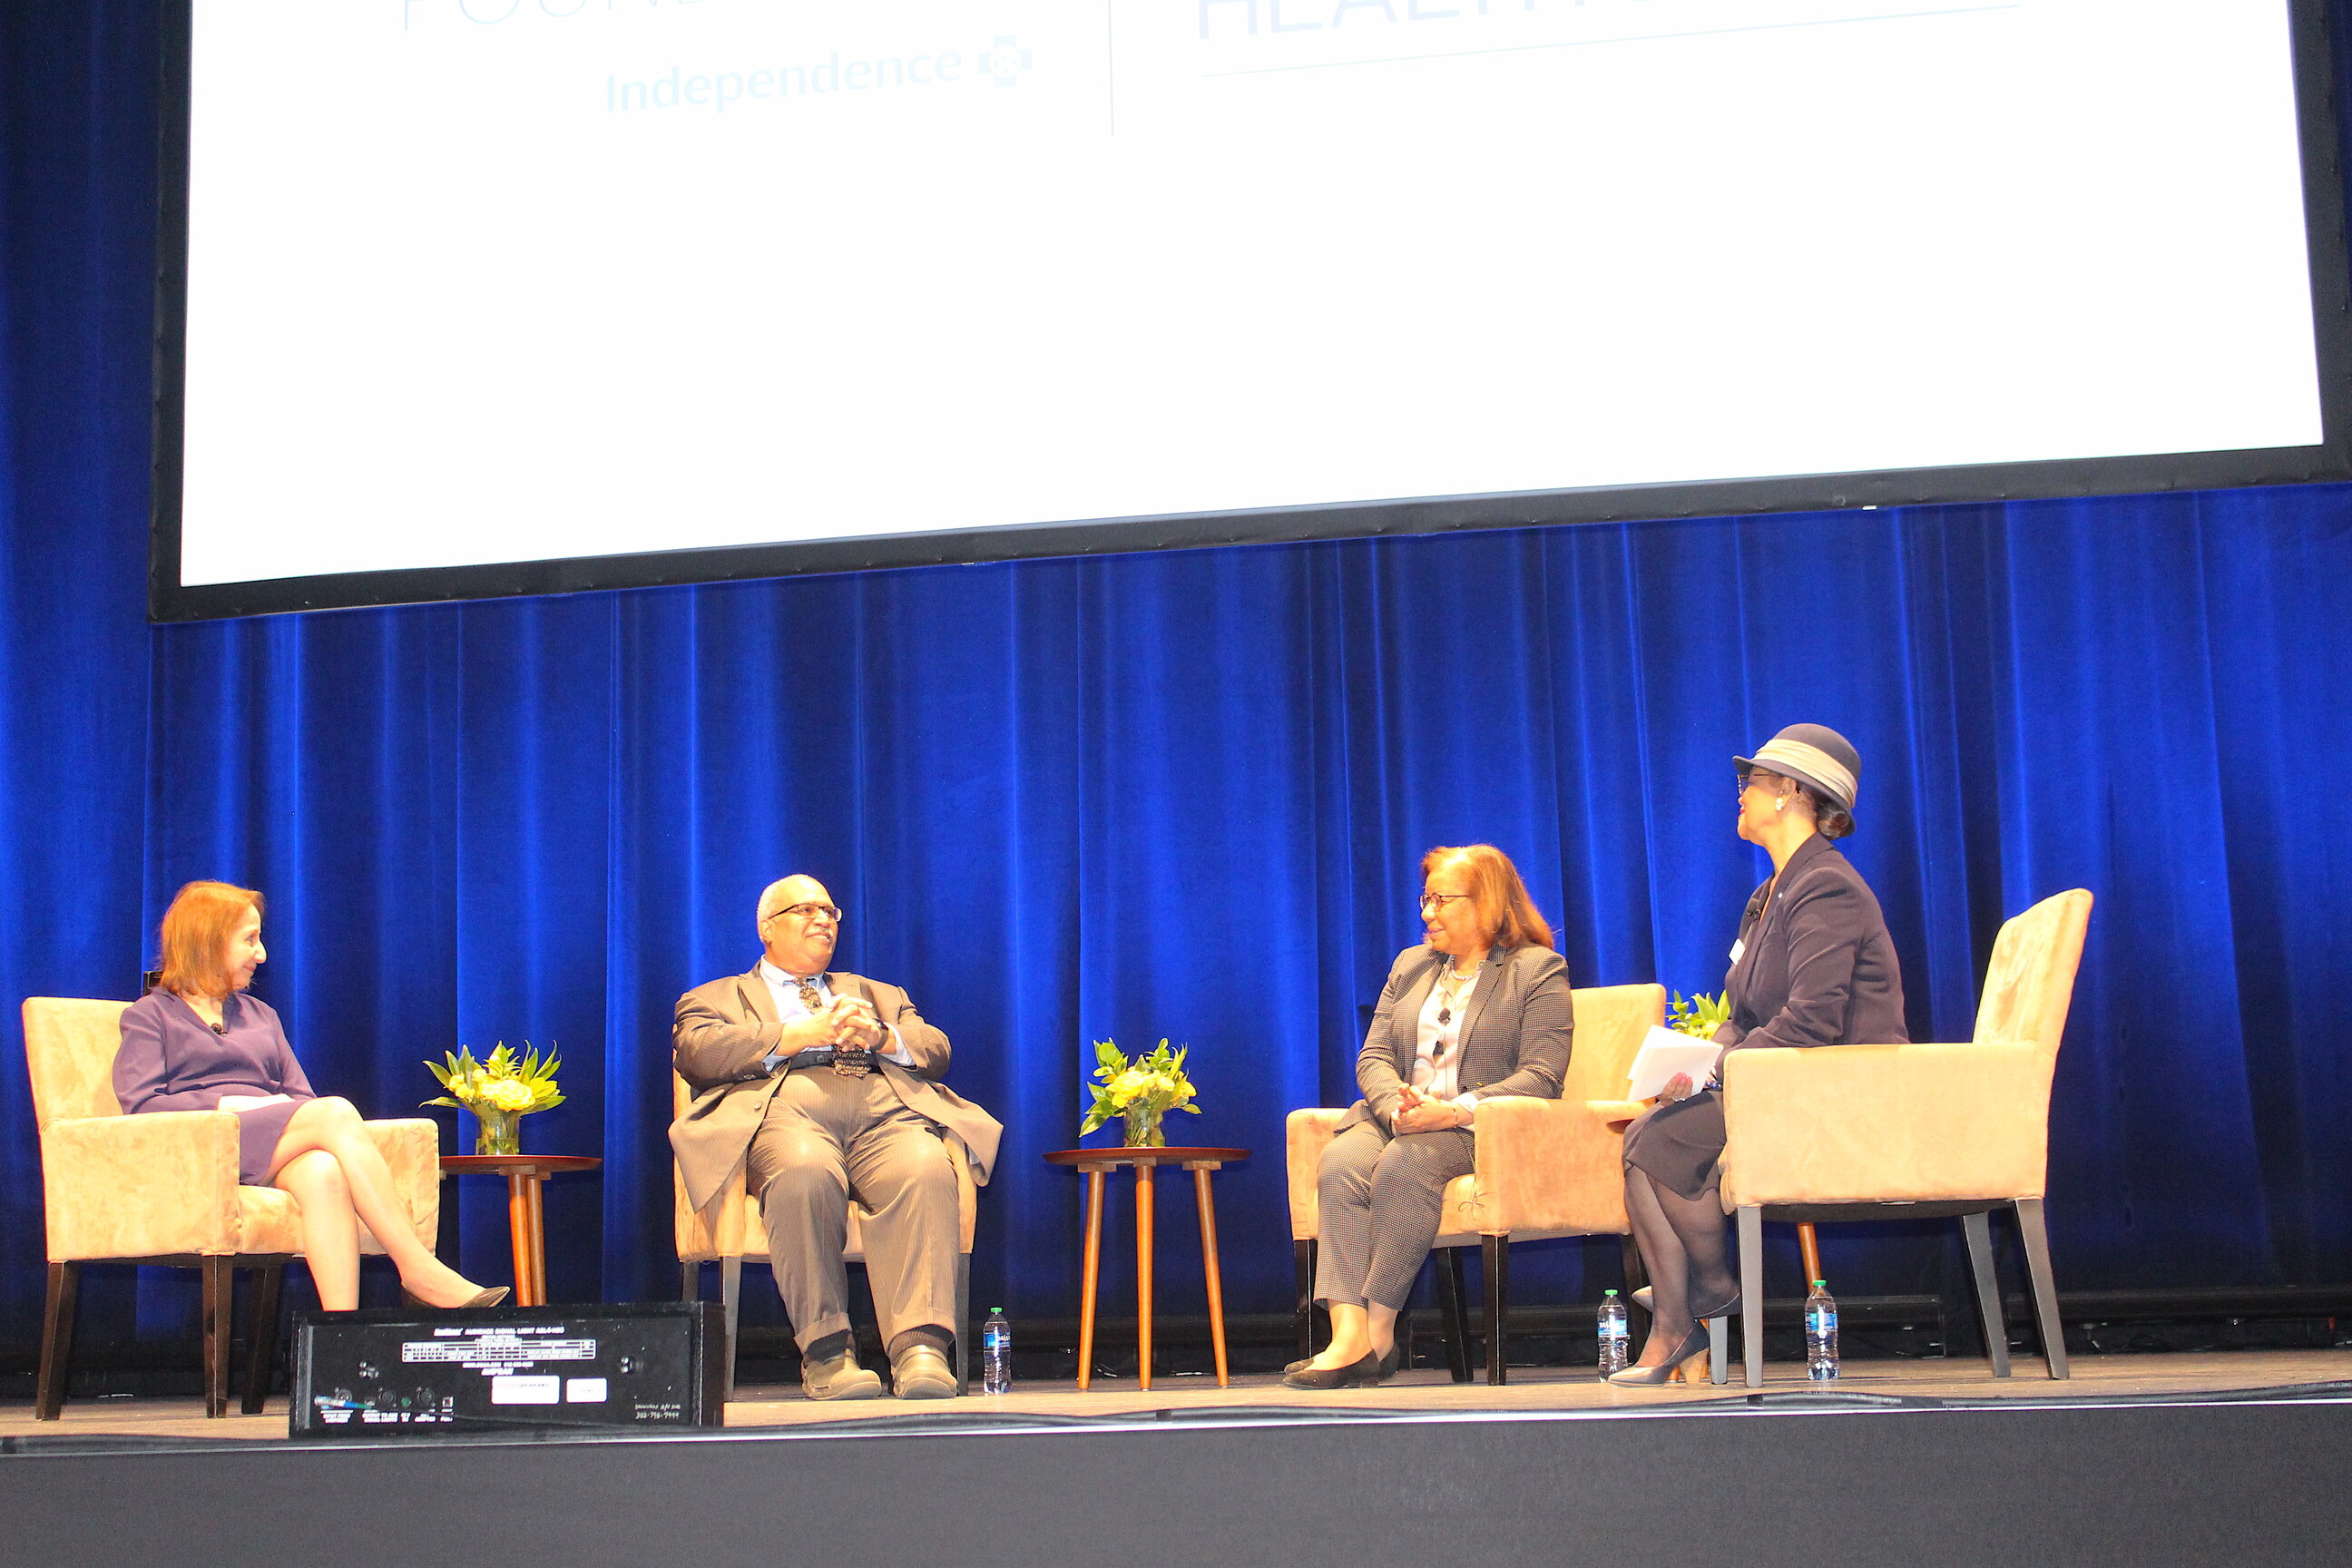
[1122,1107,1165,1148]
[475,1107,521,1156]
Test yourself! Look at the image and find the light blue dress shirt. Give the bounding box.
[757,959,915,1073]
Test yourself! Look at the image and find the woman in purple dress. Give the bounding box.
[113,880,505,1311]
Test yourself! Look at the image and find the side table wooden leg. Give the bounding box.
[524,1176,549,1306]
[1135,1162,1156,1391]
[1077,1169,1105,1392]
[1193,1166,1230,1387]
[506,1173,536,1307]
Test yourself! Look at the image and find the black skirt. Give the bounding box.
[1621,1088,1725,1200]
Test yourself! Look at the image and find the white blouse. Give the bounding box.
[1409,968,1481,1104]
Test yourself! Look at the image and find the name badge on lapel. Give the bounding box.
[1730,938,1746,965]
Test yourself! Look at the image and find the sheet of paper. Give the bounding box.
[217,1093,294,1113]
[1625,1027,1723,1101]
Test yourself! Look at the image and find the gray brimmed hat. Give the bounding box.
[1736,723,1861,814]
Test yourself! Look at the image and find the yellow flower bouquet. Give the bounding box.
[1668,991,1730,1039]
[1079,1038,1199,1148]
[425,1042,563,1155]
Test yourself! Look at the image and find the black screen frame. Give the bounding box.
[149,0,2352,622]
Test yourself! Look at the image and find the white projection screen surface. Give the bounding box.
[153,0,2351,617]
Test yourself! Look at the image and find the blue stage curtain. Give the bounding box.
[3,2,2351,1348]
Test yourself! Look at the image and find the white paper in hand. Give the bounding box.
[1626,1027,1723,1101]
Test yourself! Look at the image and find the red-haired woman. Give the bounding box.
[113,881,505,1311]
[1285,845,1573,1389]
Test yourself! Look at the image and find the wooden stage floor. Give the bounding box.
[8,1348,2349,1445]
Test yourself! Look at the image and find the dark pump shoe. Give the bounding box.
[1284,1342,1403,1378]
[399,1286,510,1310]
[1606,1295,1737,1387]
[1281,1350,1388,1391]
[890,1343,958,1399]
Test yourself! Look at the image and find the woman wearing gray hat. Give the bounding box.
[1609,723,1907,1385]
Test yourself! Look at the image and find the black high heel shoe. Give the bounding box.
[1632,1285,1738,1318]
[1606,1321,1713,1387]
[1281,1350,1387,1390]
[1607,1297,1737,1388]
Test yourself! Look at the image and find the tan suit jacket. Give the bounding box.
[670,965,1003,1210]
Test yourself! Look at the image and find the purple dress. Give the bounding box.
[113,989,318,1185]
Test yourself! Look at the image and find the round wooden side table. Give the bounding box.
[1043,1146,1249,1391]
[438,1154,601,1307]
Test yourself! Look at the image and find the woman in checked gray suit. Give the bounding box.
[1286,844,1573,1390]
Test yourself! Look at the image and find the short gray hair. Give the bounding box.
[755,877,801,928]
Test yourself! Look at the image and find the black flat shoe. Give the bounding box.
[1285,1342,1403,1378]
[1606,1320,1714,1387]
[400,1286,510,1311]
[1282,1350,1386,1390]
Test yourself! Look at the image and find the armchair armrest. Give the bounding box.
[1720,1041,2053,1208]
[1469,1097,1634,1236]
[41,1112,241,1260]
[363,1118,442,1252]
[1286,1108,1347,1240]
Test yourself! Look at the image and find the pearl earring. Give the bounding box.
[1776,798,1788,811]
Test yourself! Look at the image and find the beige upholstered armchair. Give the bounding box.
[22,997,442,1419]
[1285,982,1664,1385]
[671,1073,978,1397]
[1720,888,2094,1387]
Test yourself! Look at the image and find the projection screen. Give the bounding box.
[151,0,2352,618]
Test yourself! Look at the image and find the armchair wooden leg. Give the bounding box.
[1738,1205,1766,1388]
[202,1255,233,1418]
[719,1256,743,1403]
[1293,1240,1318,1365]
[954,1253,970,1396]
[1436,1248,1473,1385]
[35,1261,78,1421]
[2014,1199,2069,1379]
[241,1263,286,1415]
[1961,1211,2013,1377]
[1481,1235,1510,1387]
[1797,1222,1824,1290]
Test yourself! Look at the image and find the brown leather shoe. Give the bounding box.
[801,1349,885,1401]
[890,1342,958,1399]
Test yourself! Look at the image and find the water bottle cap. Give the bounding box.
[1603,1289,1617,1298]
[992,1306,1004,1313]
[1813,1279,1826,1289]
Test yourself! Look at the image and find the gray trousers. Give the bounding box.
[1313,1119,1475,1312]
[745,1066,961,1352]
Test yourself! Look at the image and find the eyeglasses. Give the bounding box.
[1736,771,1780,798]
[765,902,844,925]
[1418,893,1474,915]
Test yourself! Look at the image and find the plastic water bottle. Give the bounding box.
[1597,1290,1630,1377]
[982,1308,1013,1395]
[1805,1280,1839,1381]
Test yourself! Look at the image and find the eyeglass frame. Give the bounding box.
[1417,892,1475,915]
[762,902,845,925]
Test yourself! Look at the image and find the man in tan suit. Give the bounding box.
[671,875,1001,1400]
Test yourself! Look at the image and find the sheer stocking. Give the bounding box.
[1623,1165,1738,1367]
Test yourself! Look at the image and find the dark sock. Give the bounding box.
[802,1330,853,1364]
[887,1325,953,1359]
